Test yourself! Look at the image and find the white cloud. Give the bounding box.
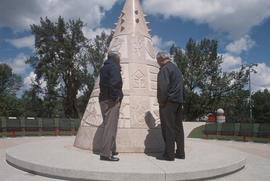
[142,0,270,39]
[82,27,112,40]
[5,35,34,50]
[221,57,270,92]
[222,35,256,72]
[24,72,47,89]
[221,53,242,72]
[0,0,119,30]
[152,35,175,52]
[2,53,30,74]
[226,35,255,55]
[24,72,36,89]
[252,63,270,91]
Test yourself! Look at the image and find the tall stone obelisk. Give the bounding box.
[74,0,163,153]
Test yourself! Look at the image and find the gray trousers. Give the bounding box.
[159,102,185,158]
[99,99,121,157]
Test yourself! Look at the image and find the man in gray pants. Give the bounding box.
[99,51,123,161]
[157,51,185,161]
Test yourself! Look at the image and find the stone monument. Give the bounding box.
[74,0,163,153]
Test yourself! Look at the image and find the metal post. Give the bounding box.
[249,66,252,122]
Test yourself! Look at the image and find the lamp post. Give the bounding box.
[249,66,252,122]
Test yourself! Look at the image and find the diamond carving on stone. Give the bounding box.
[133,70,145,88]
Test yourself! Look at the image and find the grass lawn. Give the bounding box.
[188,125,270,144]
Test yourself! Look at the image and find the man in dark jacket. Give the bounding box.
[99,51,123,162]
[157,51,185,161]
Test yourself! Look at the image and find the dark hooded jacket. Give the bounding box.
[99,59,123,102]
[157,61,185,106]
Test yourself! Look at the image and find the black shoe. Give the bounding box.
[161,152,175,161]
[100,156,119,161]
[175,154,185,159]
[162,153,167,157]
[112,152,119,156]
[163,156,175,161]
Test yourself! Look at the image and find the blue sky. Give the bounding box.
[1,0,270,92]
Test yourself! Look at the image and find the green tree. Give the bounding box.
[0,64,22,96]
[171,38,255,121]
[21,86,44,117]
[27,17,91,118]
[77,31,113,114]
[252,89,270,123]
[87,31,113,78]
[0,64,23,116]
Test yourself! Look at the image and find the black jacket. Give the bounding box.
[99,59,123,102]
[157,61,185,106]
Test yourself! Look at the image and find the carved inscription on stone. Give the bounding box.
[81,97,103,127]
[132,36,144,57]
[149,68,158,91]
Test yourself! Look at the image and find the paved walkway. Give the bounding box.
[1,136,270,181]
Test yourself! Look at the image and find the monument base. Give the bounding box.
[74,126,164,153]
[6,137,246,181]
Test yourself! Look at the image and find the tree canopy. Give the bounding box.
[0,64,22,96]
[0,64,23,116]
[26,17,111,118]
[170,38,256,122]
[252,89,270,123]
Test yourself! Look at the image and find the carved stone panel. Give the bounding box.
[145,39,155,59]
[109,37,124,52]
[81,97,103,127]
[150,97,161,128]
[128,36,145,59]
[121,64,129,90]
[130,64,148,90]
[132,70,145,88]
[148,67,159,91]
[130,96,150,128]
[109,36,128,58]
[118,96,131,128]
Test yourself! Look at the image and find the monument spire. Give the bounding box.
[74,0,162,153]
[113,0,151,38]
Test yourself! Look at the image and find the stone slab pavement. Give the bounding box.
[0,137,60,181]
[0,136,270,181]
